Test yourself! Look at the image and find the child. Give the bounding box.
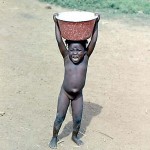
[49,13,100,149]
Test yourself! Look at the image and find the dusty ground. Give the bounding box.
[0,0,150,150]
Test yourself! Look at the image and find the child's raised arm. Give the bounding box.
[53,13,67,58]
[87,13,100,57]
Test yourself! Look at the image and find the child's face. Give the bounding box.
[68,43,86,64]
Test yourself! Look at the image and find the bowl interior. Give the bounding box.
[56,11,97,22]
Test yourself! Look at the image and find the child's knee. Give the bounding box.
[54,114,65,125]
[73,117,81,125]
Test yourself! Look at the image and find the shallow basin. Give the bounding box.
[56,11,98,41]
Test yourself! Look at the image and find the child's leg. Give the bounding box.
[49,87,70,149]
[71,93,83,145]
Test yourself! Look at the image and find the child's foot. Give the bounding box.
[72,136,84,146]
[49,137,58,149]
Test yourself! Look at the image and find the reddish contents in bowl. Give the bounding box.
[56,11,97,41]
[58,20,96,41]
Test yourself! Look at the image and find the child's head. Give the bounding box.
[65,40,88,50]
[65,40,88,64]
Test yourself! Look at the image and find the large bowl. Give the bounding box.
[56,11,97,41]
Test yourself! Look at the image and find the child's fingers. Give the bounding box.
[95,13,100,22]
[54,13,59,17]
[53,13,59,22]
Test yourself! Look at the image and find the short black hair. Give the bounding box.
[65,40,88,50]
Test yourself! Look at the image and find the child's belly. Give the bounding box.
[63,73,86,93]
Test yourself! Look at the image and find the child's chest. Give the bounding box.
[64,56,88,74]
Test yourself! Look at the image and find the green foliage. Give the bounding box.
[41,0,150,14]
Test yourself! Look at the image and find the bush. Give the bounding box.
[41,0,150,14]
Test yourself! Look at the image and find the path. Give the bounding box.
[0,0,150,150]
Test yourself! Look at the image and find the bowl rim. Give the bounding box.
[56,11,98,22]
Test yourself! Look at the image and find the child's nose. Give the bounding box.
[73,49,77,54]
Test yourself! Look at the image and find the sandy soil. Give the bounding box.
[0,0,150,150]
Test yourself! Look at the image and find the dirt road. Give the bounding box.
[0,0,150,149]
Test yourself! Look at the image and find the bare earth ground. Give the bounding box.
[0,0,150,150]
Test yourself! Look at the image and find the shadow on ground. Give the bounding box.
[58,101,102,139]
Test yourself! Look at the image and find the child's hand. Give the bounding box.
[95,13,100,22]
[53,13,58,22]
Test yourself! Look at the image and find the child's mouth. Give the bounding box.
[72,56,79,62]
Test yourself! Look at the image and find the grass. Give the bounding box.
[41,0,150,15]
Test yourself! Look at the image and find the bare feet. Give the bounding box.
[72,136,84,146]
[49,137,58,149]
